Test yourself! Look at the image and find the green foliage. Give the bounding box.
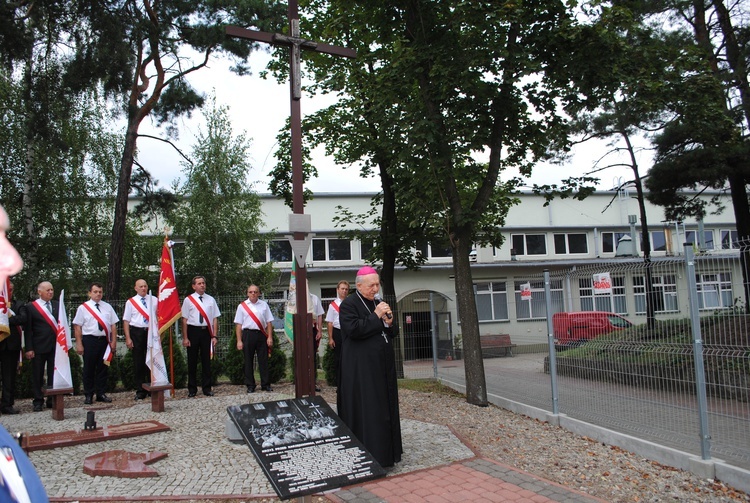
[15,349,83,399]
[224,338,245,385]
[223,331,287,385]
[106,353,121,392]
[162,331,188,389]
[268,332,288,384]
[169,98,267,294]
[322,343,337,386]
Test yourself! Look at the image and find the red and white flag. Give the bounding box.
[0,278,10,341]
[146,290,170,388]
[53,290,73,389]
[158,240,181,334]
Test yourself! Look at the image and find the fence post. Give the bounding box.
[544,270,559,415]
[684,246,712,460]
[430,292,439,379]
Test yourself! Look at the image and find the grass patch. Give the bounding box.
[399,378,464,397]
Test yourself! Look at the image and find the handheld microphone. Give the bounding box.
[374,294,393,319]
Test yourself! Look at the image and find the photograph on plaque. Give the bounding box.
[227,395,385,500]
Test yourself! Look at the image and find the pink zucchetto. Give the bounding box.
[356,266,378,276]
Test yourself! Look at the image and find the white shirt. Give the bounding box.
[325,297,343,329]
[181,292,220,326]
[123,294,154,328]
[310,294,324,317]
[73,300,119,336]
[233,299,274,330]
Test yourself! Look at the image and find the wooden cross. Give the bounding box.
[226,1,355,399]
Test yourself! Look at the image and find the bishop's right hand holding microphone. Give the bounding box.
[373,294,393,325]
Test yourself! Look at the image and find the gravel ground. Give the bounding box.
[14,382,749,503]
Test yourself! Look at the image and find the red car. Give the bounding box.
[552,311,632,349]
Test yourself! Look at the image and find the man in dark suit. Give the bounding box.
[1,281,24,415]
[24,281,58,412]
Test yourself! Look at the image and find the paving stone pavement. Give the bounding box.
[0,390,608,502]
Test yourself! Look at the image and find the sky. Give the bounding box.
[135,49,649,196]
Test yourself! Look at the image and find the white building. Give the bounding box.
[157,189,744,358]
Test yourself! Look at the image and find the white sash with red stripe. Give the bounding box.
[187,295,214,338]
[240,301,266,331]
[30,300,58,332]
[128,296,150,322]
[331,300,341,313]
[82,303,113,366]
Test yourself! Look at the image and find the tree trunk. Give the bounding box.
[107,121,139,300]
[451,228,487,406]
[21,56,38,282]
[377,161,404,377]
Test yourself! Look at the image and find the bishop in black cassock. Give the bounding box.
[338,266,403,468]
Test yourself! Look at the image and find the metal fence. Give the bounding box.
[402,243,750,476]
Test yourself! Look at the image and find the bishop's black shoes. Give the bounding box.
[84,395,93,405]
[96,394,112,403]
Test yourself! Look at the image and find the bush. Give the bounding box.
[322,343,337,386]
[15,349,84,399]
[106,353,120,392]
[224,337,244,384]
[225,332,288,384]
[163,331,188,389]
[269,332,288,384]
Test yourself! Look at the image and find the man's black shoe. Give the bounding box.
[315,386,322,392]
[135,393,147,401]
[247,387,256,394]
[203,391,214,397]
[188,392,196,397]
[46,397,54,409]
[33,403,43,412]
[84,395,93,405]
[261,386,273,392]
[1,407,19,415]
[96,394,112,403]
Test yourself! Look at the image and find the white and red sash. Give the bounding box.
[331,300,341,313]
[128,296,150,322]
[30,300,58,332]
[240,301,266,332]
[187,295,214,338]
[82,302,113,366]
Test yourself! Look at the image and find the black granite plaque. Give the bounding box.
[227,395,386,500]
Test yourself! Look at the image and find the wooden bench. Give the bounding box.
[480,334,516,358]
[43,387,73,421]
[142,383,173,413]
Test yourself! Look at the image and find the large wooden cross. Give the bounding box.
[227,1,355,399]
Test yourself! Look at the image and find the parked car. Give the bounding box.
[552,311,632,350]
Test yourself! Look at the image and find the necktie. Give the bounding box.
[46,301,53,315]
[95,303,104,331]
[198,295,204,324]
[141,297,148,323]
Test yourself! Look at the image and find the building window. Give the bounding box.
[721,229,739,250]
[269,240,293,262]
[474,281,508,321]
[685,230,714,249]
[601,232,630,253]
[511,234,546,256]
[417,240,452,258]
[696,273,733,310]
[514,279,563,320]
[579,276,627,314]
[360,238,376,261]
[633,275,678,314]
[554,233,588,254]
[650,231,667,252]
[312,238,352,261]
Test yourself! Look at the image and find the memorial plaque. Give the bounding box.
[227,395,385,500]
